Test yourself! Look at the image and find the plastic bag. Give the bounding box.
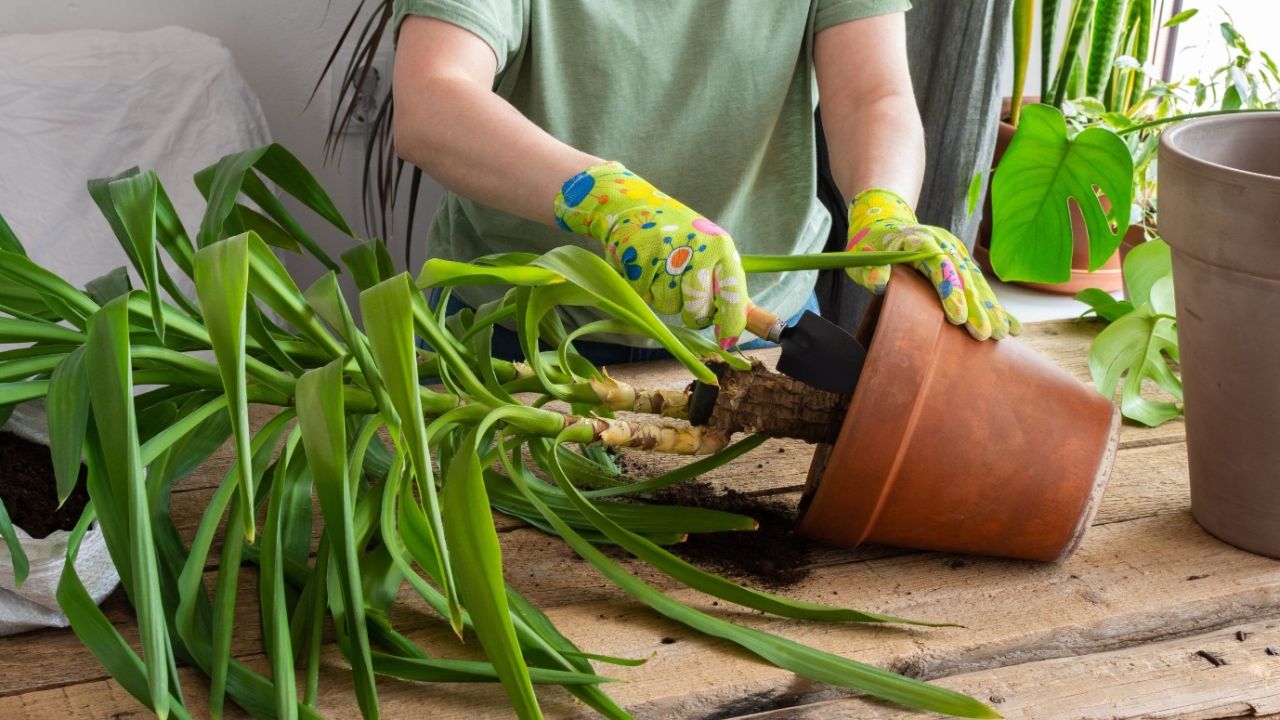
[0,401,120,636]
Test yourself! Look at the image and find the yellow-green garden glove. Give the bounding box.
[845,188,1021,340]
[553,161,749,349]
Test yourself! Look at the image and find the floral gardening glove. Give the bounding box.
[553,161,748,349]
[845,188,1021,340]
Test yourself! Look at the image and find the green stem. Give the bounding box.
[1117,107,1280,135]
[740,250,932,274]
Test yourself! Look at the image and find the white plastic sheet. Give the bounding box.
[0,402,118,636]
[0,25,272,292]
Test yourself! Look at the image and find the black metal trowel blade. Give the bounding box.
[775,311,866,395]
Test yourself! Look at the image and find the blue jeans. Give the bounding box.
[428,290,820,366]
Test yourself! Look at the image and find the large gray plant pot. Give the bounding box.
[1159,112,1280,559]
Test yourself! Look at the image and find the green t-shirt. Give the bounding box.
[395,0,911,343]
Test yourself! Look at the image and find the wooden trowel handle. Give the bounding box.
[745,303,786,343]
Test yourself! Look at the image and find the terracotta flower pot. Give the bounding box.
[976,99,1136,295]
[797,268,1120,562]
[1159,112,1280,559]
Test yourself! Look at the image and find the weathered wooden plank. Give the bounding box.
[735,619,1280,720]
[9,507,1278,719]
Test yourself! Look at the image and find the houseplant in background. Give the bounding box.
[984,3,1279,293]
[978,0,1155,293]
[1074,9,1278,427]
[0,144,1007,719]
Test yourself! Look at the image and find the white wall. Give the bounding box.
[7,0,444,294]
[1167,4,1280,88]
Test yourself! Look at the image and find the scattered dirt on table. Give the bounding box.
[651,482,812,589]
[0,431,89,538]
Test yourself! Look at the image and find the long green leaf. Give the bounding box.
[85,296,171,719]
[1010,0,1035,124]
[0,210,26,255]
[541,442,950,627]
[108,171,166,342]
[47,345,90,506]
[261,438,300,720]
[0,497,27,587]
[341,239,397,291]
[90,169,199,318]
[1041,0,1062,99]
[0,249,98,327]
[304,272,392,412]
[194,144,348,269]
[1050,0,1098,107]
[1087,0,1129,100]
[0,317,85,344]
[361,274,460,631]
[84,266,133,306]
[501,438,997,719]
[56,505,194,720]
[297,359,380,719]
[194,234,255,542]
[372,651,609,686]
[210,498,245,720]
[416,258,564,289]
[531,247,714,383]
[244,233,345,358]
[176,409,295,719]
[444,428,541,719]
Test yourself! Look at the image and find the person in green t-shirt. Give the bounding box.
[391,0,1019,361]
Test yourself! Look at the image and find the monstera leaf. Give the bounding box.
[1121,237,1172,308]
[991,103,1134,283]
[1089,275,1182,427]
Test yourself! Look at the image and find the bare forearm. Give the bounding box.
[822,92,925,206]
[813,12,924,208]
[394,78,599,226]
[392,18,600,227]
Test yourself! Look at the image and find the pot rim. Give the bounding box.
[1160,112,1280,189]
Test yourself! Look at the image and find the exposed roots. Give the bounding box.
[590,372,689,419]
[696,361,849,445]
[585,417,728,455]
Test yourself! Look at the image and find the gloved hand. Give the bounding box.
[844,188,1021,340]
[554,161,749,349]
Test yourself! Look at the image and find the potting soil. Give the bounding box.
[0,431,88,538]
[651,482,812,589]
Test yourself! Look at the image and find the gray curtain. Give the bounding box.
[815,0,1013,328]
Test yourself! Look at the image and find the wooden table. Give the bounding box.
[3,320,1278,719]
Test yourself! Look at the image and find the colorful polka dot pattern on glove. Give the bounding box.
[553,161,748,348]
[844,188,1021,341]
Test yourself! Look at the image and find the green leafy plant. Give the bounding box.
[1070,9,1278,427]
[990,2,1277,284]
[1079,239,1180,426]
[0,145,998,719]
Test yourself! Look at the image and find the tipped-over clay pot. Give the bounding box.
[797,268,1120,562]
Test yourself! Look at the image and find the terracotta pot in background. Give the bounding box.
[1159,113,1280,560]
[797,268,1120,562]
[976,98,1139,295]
